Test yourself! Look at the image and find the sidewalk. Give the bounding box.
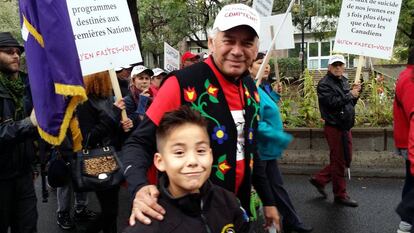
[280,163,405,178]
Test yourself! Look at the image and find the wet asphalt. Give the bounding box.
[34,171,404,233]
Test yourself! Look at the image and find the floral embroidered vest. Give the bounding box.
[169,62,260,214]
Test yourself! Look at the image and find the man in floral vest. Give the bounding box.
[123,4,279,232]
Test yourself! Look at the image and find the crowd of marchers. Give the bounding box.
[1,3,414,233]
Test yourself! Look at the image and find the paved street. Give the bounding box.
[35,172,405,233]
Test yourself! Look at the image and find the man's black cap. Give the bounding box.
[0,32,24,53]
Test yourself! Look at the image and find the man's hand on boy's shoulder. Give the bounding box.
[129,184,166,226]
[263,206,281,232]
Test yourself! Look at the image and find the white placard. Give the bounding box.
[252,0,274,17]
[66,0,142,75]
[333,0,402,60]
[164,42,180,72]
[259,13,295,52]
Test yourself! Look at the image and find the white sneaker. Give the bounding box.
[397,221,412,233]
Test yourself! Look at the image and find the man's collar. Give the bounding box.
[327,71,343,80]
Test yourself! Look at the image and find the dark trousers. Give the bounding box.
[397,159,414,224]
[397,188,414,231]
[86,186,120,233]
[402,159,414,198]
[265,159,302,227]
[313,125,352,199]
[0,173,38,233]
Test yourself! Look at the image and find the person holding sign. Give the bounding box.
[76,71,132,233]
[309,54,361,207]
[249,52,313,233]
[394,48,414,233]
[125,65,154,127]
[123,3,280,232]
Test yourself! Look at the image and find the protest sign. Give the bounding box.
[252,0,274,17]
[164,42,180,72]
[66,0,142,75]
[334,0,402,60]
[259,13,295,52]
[255,0,295,87]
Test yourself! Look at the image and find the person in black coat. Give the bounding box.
[309,54,361,207]
[0,32,39,233]
[77,71,132,233]
[124,65,154,129]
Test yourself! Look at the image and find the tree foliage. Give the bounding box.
[138,0,222,57]
[395,0,414,62]
[276,57,302,79]
[1,0,413,63]
[0,0,21,41]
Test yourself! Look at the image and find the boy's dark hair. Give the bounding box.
[156,106,208,148]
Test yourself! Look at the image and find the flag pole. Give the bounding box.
[354,55,365,84]
[256,0,295,87]
[108,69,128,121]
[270,26,280,84]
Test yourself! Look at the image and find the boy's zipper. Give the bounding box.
[200,200,212,233]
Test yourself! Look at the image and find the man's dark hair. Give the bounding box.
[408,47,414,65]
[156,106,208,148]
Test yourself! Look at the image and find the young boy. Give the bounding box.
[123,106,248,233]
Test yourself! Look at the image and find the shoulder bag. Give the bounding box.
[71,135,124,192]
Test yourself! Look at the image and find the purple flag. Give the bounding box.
[19,0,86,146]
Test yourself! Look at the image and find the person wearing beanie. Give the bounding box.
[0,32,39,233]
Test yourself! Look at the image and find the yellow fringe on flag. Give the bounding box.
[23,15,44,48]
[55,83,87,98]
[37,93,86,146]
[69,117,83,152]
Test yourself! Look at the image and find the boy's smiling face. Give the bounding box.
[154,123,213,197]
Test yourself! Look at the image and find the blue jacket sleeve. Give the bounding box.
[257,88,292,159]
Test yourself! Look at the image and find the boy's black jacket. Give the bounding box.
[123,174,248,233]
